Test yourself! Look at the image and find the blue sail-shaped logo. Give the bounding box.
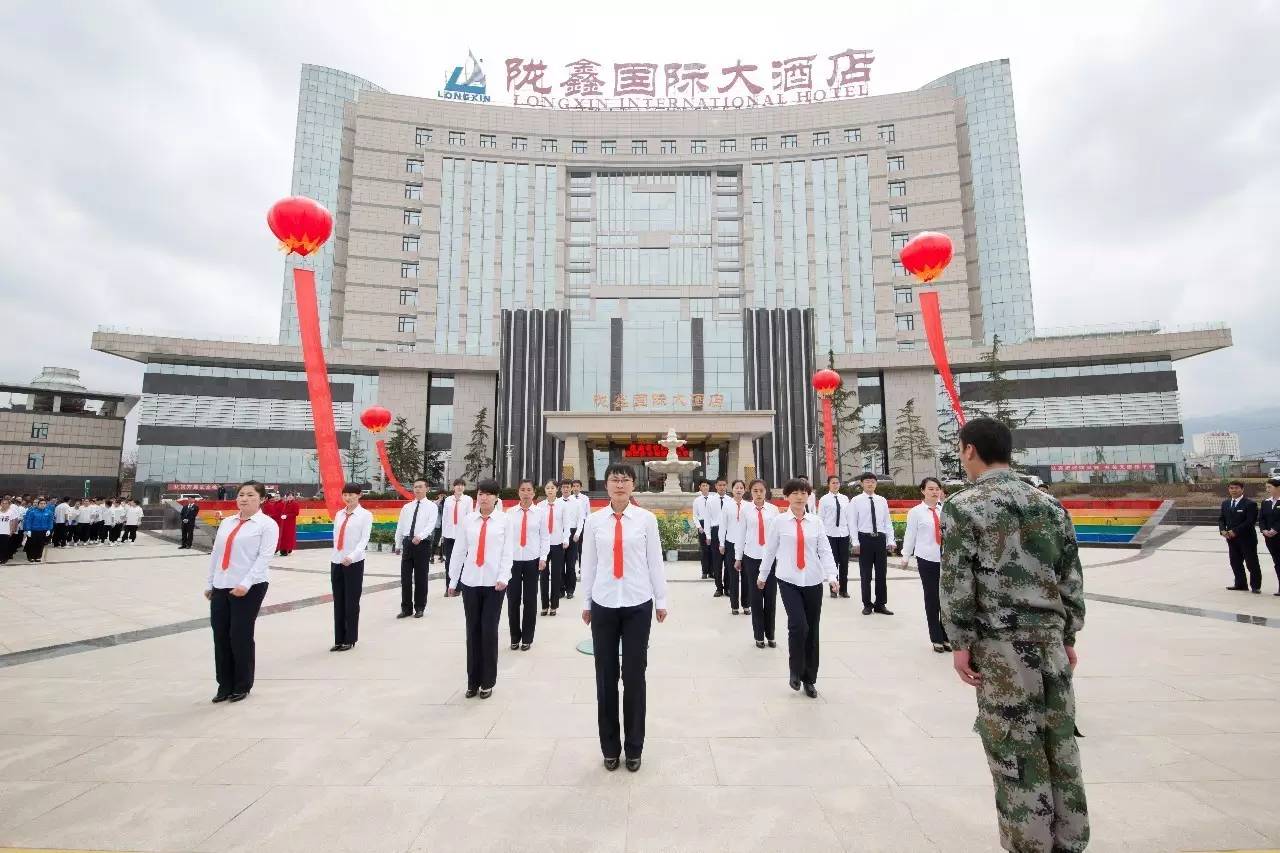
[440,50,491,102]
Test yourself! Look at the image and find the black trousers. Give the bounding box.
[704,528,723,592]
[1227,536,1262,591]
[52,522,66,547]
[123,525,138,542]
[508,559,539,645]
[541,544,565,610]
[1266,536,1280,591]
[461,583,503,690]
[917,558,949,644]
[76,524,89,543]
[858,533,889,608]
[778,579,823,685]
[331,560,364,645]
[24,530,48,561]
[441,537,456,585]
[723,541,749,609]
[698,530,712,578]
[590,599,652,760]
[563,535,579,596]
[93,521,107,542]
[429,529,442,562]
[744,555,777,642]
[828,536,851,595]
[180,521,195,548]
[0,534,11,563]
[108,523,122,543]
[400,536,431,613]
[210,582,268,696]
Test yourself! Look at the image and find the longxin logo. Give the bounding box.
[440,50,490,102]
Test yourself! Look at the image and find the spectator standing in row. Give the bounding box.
[22,498,55,562]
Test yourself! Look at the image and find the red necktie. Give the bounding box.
[452,498,459,526]
[520,508,528,547]
[930,506,942,546]
[795,516,806,569]
[221,518,249,570]
[547,503,554,533]
[336,511,352,550]
[757,506,766,546]
[613,512,624,579]
[475,516,489,566]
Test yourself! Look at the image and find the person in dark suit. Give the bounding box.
[1219,481,1262,593]
[1258,478,1280,596]
[179,500,200,549]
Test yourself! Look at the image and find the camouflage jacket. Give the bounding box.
[940,468,1085,648]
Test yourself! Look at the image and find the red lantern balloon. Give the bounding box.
[267,196,334,257]
[360,405,393,434]
[899,231,954,284]
[812,368,842,398]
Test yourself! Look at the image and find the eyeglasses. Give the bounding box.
[606,478,633,485]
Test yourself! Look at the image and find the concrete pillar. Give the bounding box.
[737,435,757,482]
[561,435,580,480]
[881,367,940,482]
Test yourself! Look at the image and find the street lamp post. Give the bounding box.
[805,443,814,482]
[504,444,515,487]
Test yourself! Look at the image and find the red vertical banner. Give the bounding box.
[821,398,836,478]
[919,290,965,426]
[293,267,345,518]
[376,439,414,500]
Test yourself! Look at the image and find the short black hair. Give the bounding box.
[748,478,768,493]
[782,478,812,496]
[413,478,428,486]
[859,472,878,482]
[604,463,636,483]
[476,478,501,496]
[1228,480,1245,489]
[239,481,267,499]
[517,479,536,490]
[715,478,727,485]
[958,417,1013,465]
[452,478,467,487]
[341,483,362,495]
[919,477,942,491]
[1268,478,1280,488]
[730,479,746,490]
[572,479,583,487]
[828,475,841,484]
[697,479,710,488]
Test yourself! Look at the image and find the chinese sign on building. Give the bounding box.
[623,442,692,460]
[1049,464,1156,473]
[592,392,726,411]
[503,49,874,111]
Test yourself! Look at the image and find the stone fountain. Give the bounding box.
[645,428,702,494]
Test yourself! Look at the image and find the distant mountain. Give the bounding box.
[1183,406,1280,459]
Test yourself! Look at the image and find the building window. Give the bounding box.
[449,131,466,145]
[541,138,557,152]
[660,139,676,154]
[479,134,495,148]
[631,140,647,154]
[845,128,861,143]
[402,235,419,253]
[403,209,421,226]
[781,134,797,149]
[892,259,908,277]
[888,155,905,172]
[812,131,829,146]
[601,140,616,154]
[890,206,908,224]
[751,137,767,151]
[31,422,48,439]
[720,139,736,152]
[415,127,432,146]
[691,139,707,153]
[878,124,896,143]
[404,184,422,200]
[405,159,423,174]
[512,136,528,150]
[26,453,43,470]
[401,262,419,278]
[572,139,587,154]
[894,287,914,305]
[897,340,917,351]
[891,233,909,250]
[400,288,417,306]
[398,316,416,334]
[889,180,906,197]
[896,313,915,332]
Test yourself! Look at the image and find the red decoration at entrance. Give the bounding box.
[360,405,393,434]
[919,290,965,427]
[374,439,414,500]
[811,370,842,479]
[811,369,841,398]
[899,231,953,284]
[623,442,691,460]
[267,196,333,257]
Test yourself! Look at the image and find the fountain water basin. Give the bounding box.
[645,428,702,494]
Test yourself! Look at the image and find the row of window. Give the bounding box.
[415,125,896,155]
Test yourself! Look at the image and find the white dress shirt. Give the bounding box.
[759,511,838,587]
[448,509,514,589]
[507,502,550,562]
[206,511,278,592]
[539,498,569,546]
[806,492,818,514]
[693,493,727,533]
[395,498,439,544]
[849,492,896,546]
[557,495,583,534]
[112,506,127,525]
[66,506,80,524]
[0,505,21,534]
[737,501,781,560]
[86,505,99,523]
[574,493,591,531]
[718,499,749,546]
[442,493,474,539]
[331,504,373,564]
[580,503,668,611]
[902,501,944,564]
[818,492,851,537]
[125,505,144,526]
[54,503,68,524]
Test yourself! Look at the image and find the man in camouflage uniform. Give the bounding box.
[940,418,1088,853]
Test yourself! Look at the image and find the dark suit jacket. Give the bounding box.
[1220,498,1258,541]
[179,504,199,526]
[1259,498,1280,535]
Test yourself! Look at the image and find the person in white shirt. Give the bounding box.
[330,484,373,652]
[691,480,714,581]
[52,498,68,548]
[581,463,668,773]
[507,480,550,651]
[65,500,80,547]
[850,472,897,616]
[123,500,144,543]
[441,478,474,588]
[539,480,568,616]
[91,499,107,544]
[394,479,439,619]
[818,476,853,600]
[718,479,751,614]
[109,500,127,545]
[572,478,591,583]
[0,496,21,564]
[736,479,781,648]
[558,480,584,600]
[448,479,513,699]
[758,478,838,697]
[900,477,951,653]
[205,481,278,703]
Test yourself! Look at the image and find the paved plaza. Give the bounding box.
[0,527,1278,852]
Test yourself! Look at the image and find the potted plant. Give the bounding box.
[369,527,395,553]
[656,512,684,562]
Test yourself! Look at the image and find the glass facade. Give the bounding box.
[278,65,386,347]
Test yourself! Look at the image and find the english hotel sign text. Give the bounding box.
[503,50,874,111]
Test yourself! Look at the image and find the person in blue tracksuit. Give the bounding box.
[22,498,56,563]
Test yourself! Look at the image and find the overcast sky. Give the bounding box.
[0,0,1273,430]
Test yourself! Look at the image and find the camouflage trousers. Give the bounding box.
[972,639,1089,853]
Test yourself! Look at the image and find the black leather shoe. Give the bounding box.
[839,592,851,599]
[228,692,248,703]
[397,611,412,619]
[789,678,802,692]
[549,609,557,616]
[767,640,777,648]
[731,609,739,615]
[565,593,574,599]
[932,643,947,653]
[1251,589,1262,594]
[541,609,549,616]
[211,693,230,703]
[510,643,520,650]
[829,591,837,599]
[520,644,531,651]
[414,611,424,618]
[756,640,766,649]
[862,606,874,615]
[803,683,818,699]
[625,757,642,772]
[603,757,620,771]
[1226,586,1248,591]
[874,606,894,616]
[330,644,343,652]
[465,687,479,698]
[479,687,493,699]
[742,608,751,614]
[337,643,354,651]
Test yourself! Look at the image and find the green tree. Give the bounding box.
[936,406,964,480]
[891,398,934,484]
[383,416,423,486]
[423,448,447,487]
[1090,445,1107,485]
[972,334,1033,432]
[826,350,885,478]
[342,440,369,484]
[462,407,494,483]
